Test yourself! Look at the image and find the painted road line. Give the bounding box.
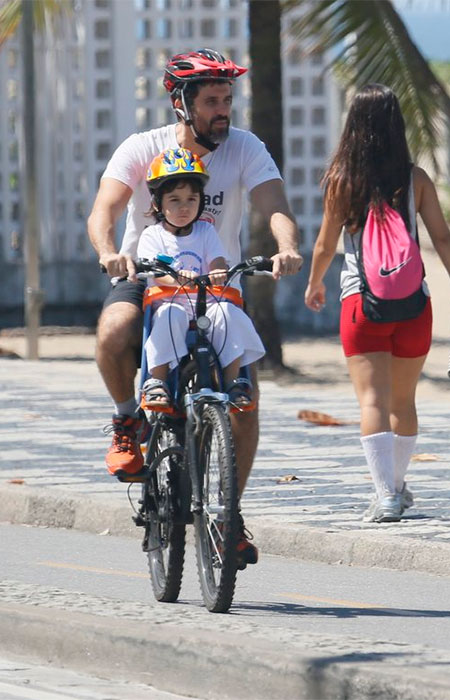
[36,561,148,578]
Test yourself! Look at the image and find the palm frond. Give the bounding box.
[0,0,71,47]
[284,0,450,170]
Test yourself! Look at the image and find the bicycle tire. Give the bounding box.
[193,403,239,613]
[145,420,186,603]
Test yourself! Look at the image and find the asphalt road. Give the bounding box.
[2,523,450,653]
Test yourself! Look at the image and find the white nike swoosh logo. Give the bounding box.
[379,258,412,276]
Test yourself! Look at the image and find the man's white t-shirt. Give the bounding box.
[102,124,281,266]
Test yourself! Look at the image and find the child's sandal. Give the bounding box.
[142,378,172,408]
[226,378,253,408]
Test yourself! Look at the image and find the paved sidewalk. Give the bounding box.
[1,348,449,576]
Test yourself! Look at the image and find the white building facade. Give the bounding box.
[0,0,340,326]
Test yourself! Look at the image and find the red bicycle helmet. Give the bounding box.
[163,48,247,94]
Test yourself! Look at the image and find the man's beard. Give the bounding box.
[205,116,230,144]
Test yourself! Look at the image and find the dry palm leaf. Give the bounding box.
[297,410,351,426]
[277,474,301,483]
[411,453,440,462]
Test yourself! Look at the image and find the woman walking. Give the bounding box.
[305,84,450,522]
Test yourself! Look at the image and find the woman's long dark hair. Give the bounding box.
[323,83,412,231]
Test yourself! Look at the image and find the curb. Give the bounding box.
[2,602,450,700]
[1,484,450,576]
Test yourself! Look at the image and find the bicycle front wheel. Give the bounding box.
[146,421,186,603]
[193,404,239,613]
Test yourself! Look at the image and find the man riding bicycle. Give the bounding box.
[87,48,303,568]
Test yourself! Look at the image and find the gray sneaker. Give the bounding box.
[398,483,414,511]
[363,494,403,523]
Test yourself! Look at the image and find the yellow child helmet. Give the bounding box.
[146,147,209,191]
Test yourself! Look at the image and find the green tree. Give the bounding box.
[247,0,450,371]
[0,0,70,359]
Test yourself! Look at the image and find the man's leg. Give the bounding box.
[96,301,142,404]
[230,364,259,568]
[96,282,146,477]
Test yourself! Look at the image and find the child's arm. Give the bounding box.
[208,256,228,285]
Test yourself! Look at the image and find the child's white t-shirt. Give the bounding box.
[137,220,227,279]
[102,125,281,266]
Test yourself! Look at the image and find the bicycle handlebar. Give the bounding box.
[134,254,274,285]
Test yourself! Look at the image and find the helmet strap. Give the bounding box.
[178,85,220,152]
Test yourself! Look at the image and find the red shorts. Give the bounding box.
[340,294,432,358]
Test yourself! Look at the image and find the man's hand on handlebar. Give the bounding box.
[99,253,137,283]
[271,249,303,281]
[178,269,199,287]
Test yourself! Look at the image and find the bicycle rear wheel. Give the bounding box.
[194,404,239,613]
[145,420,187,602]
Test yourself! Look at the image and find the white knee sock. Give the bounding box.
[360,431,395,497]
[394,434,417,492]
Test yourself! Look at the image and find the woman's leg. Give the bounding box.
[391,354,427,492]
[347,352,397,498]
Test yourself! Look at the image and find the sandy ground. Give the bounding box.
[1,245,448,399]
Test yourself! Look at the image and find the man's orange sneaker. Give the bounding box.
[105,412,146,477]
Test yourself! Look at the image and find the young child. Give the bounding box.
[137,147,265,409]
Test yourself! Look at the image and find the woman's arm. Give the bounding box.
[414,167,450,275]
[304,198,343,312]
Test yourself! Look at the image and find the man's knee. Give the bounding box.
[97,302,142,352]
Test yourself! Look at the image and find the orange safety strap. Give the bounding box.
[143,285,243,310]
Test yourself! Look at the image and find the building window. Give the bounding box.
[224,18,237,38]
[135,0,151,8]
[75,201,85,220]
[74,142,83,161]
[8,111,17,134]
[136,107,152,129]
[179,0,193,7]
[157,48,171,69]
[96,110,111,129]
[312,107,325,125]
[202,0,217,6]
[313,196,323,215]
[96,0,110,7]
[9,172,19,191]
[7,79,17,100]
[136,47,152,69]
[287,47,302,65]
[10,202,20,221]
[96,80,111,98]
[311,76,324,96]
[95,50,110,68]
[312,137,326,157]
[201,18,216,37]
[7,49,17,69]
[136,18,151,39]
[96,142,111,160]
[156,0,171,7]
[291,167,305,186]
[291,196,305,215]
[290,137,304,157]
[289,107,304,126]
[135,76,151,100]
[74,79,84,99]
[95,20,110,39]
[156,18,171,39]
[9,142,18,162]
[290,77,303,96]
[178,18,193,38]
[311,167,324,185]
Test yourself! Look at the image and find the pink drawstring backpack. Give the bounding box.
[353,202,427,322]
